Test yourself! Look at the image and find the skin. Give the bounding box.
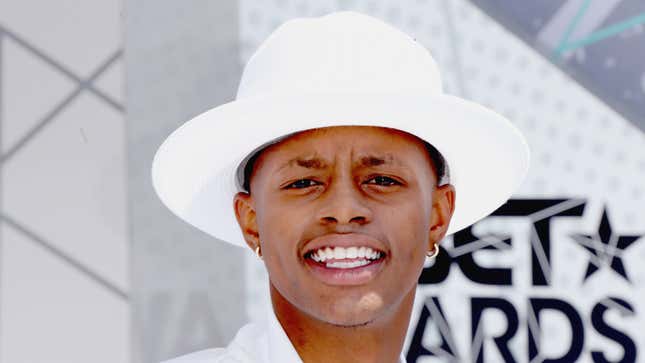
[234,126,455,363]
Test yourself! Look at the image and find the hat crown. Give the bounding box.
[236,11,443,99]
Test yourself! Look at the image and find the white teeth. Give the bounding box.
[313,252,322,262]
[326,259,371,269]
[308,246,382,263]
[324,247,334,260]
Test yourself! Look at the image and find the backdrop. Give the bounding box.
[0,0,643,362]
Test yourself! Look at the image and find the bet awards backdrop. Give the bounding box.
[240,1,645,362]
[407,198,642,362]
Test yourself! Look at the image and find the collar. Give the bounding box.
[266,306,303,362]
[265,306,407,363]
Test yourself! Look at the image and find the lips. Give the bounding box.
[302,233,387,286]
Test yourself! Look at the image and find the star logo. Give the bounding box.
[569,206,642,282]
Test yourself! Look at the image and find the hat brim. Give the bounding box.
[151,91,530,247]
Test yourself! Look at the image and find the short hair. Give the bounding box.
[422,140,449,187]
[236,135,450,193]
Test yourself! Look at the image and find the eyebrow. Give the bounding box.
[357,155,389,168]
[356,153,409,171]
[278,157,329,171]
[278,154,402,172]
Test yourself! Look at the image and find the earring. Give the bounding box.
[426,246,439,259]
[255,245,263,260]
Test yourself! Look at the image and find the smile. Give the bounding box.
[303,242,387,286]
[305,246,383,269]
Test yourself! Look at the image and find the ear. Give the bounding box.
[428,184,456,249]
[233,192,259,251]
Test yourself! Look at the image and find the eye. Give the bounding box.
[284,179,320,189]
[364,175,401,186]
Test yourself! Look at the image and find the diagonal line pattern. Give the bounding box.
[450,234,511,258]
[1,213,128,301]
[0,18,129,354]
[528,199,585,222]
[559,12,645,53]
[554,0,594,55]
[0,25,124,112]
[0,22,128,306]
[471,317,485,362]
[0,48,122,164]
[598,297,633,316]
[426,298,461,360]
[527,302,542,363]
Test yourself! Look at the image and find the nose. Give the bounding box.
[316,178,372,226]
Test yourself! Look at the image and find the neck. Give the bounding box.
[270,284,415,363]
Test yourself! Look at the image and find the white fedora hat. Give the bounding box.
[151,11,530,247]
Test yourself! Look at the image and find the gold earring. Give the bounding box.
[255,245,263,260]
[426,246,439,259]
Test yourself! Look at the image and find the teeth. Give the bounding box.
[324,247,334,260]
[308,246,382,263]
[326,259,371,269]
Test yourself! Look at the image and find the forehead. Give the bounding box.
[258,126,429,163]
[242,126,437,187]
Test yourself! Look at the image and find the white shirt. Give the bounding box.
[161,307,407,363]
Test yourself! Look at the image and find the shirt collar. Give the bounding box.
[266,306,303,363]
[265,306,407,363]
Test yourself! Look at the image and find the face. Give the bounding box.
[234,126,455,326]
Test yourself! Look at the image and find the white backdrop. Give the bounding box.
[240,1,645,362]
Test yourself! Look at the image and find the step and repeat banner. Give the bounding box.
[408,198,643,362]
[405,1,645,361]
[469,0,645,132]
[240,1,645,362]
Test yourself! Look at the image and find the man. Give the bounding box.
[152,10,529,363]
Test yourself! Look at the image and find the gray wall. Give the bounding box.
[0,1,129,362]
[125,1,246,362]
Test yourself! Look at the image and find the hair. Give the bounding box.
[422,140,449,187]
[238,138,450,193]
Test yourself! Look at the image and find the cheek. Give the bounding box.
[383,198,431,264]
[257,201,302,238]
[255,197,311,263]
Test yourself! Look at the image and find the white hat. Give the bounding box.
[151,11,530,247]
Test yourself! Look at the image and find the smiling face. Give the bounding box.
[234,126,455,327]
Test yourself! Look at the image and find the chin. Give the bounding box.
[316,292,386,327]
[329,318,374,328]
[317,310,376,327]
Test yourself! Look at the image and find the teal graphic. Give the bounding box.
[468,0,645,131]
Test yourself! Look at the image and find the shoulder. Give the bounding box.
[160,348,229,363]
[160,347,254,363]
[160,322,265,363]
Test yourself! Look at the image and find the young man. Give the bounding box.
[152,11,529,363]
